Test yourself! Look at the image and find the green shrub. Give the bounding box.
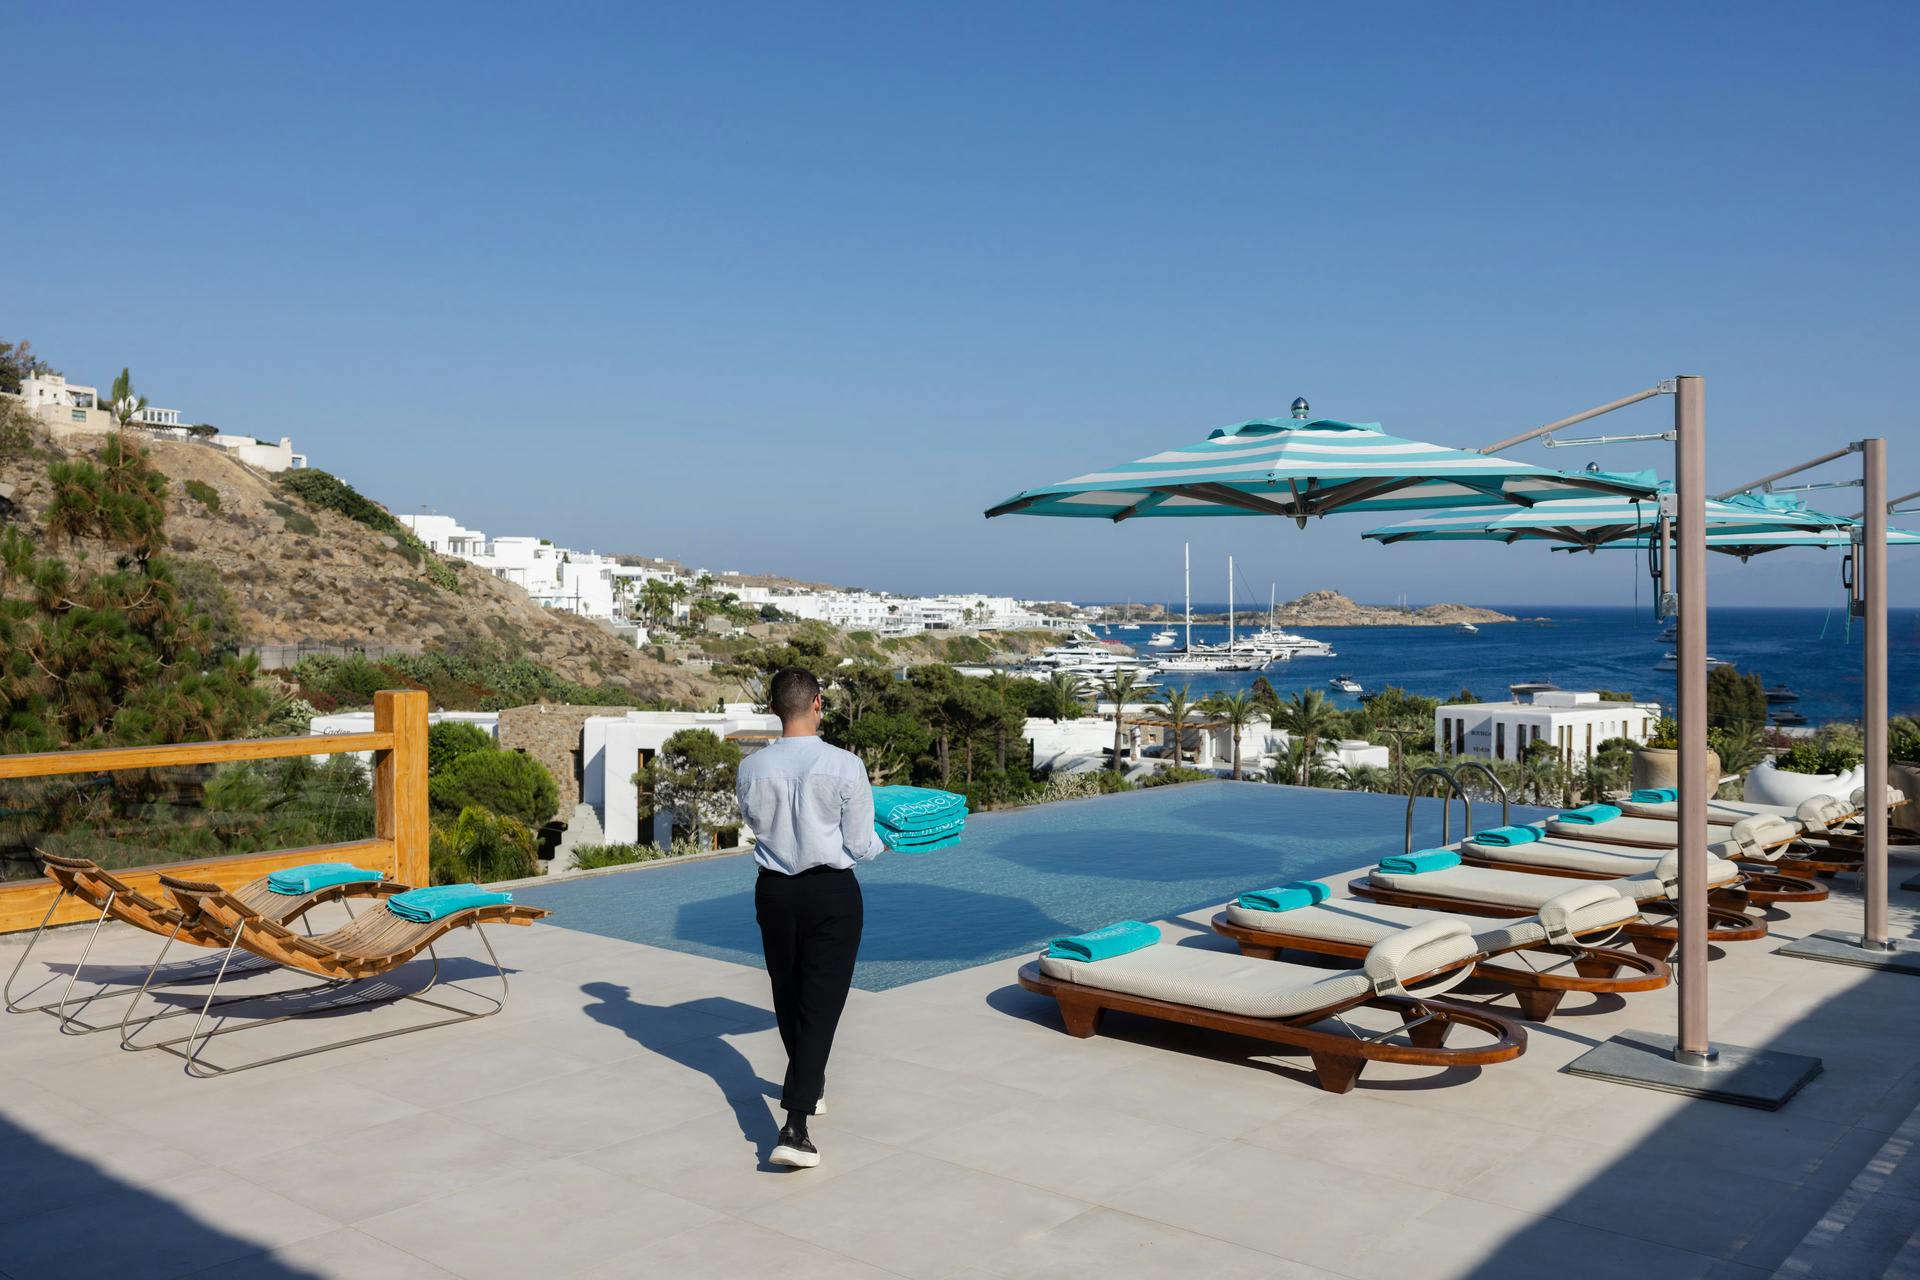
[264,499,318,535]
[429,805,539,884]
[429,748,559,826]
[183,479,221,513]
[1775,731,1864,776]
[1645,717,1679,750]
[428,721,496,775]
[570,843,657,870]
[1140,766,1215,788]
[1891,717,1920,766]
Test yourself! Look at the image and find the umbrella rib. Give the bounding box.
[1300,475,1429,515]
[984,494,1042,519]
[1182,483,1302,518]
[1111,491,1174,523]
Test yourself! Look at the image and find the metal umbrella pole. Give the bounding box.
[1671,377,1714,1063]
[1716,439,1914,972]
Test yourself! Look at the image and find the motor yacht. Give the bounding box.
[1146,628,1179,648]
[1655,651,1729,672]
[1330,675,1363,694]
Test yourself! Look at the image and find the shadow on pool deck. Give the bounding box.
[0,1114,323,1278]
[578,983,788,1163]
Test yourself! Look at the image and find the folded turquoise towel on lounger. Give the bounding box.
[1472,825,1541,847]
[872,786,967,831]
[1377,850,1461,875]
[266,863,382,895]
[386,884,512,923]
[1046,920,1160,962]
[1236,881,1332,912]
[1630,788,1678,804]
[1556,804,1622,826]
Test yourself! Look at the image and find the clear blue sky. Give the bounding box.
[10,3,1916,608]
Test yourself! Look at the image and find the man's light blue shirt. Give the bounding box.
[736,735,889,874]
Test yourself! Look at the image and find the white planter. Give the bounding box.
[1744,759,1849,807]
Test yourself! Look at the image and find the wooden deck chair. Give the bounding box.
[1018,918,1526,1094]
[5,852,394,1033]
[1576,807,1867,878]
[1211,882,1669,1023]
[119,875,547,1076]
[1455,830,1827,907]
[1347,853,1766,962]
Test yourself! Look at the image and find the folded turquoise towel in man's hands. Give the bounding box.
[1377,850,1461,875]
[1046,920,1160,962]
[387,884,512,923]
[884,832,962,854]
[267,863,383,895]
[1556,804,1622,826]
[1236,881,1332,913]
[872,787,968,831]
[1472,825,1541,847]
[1630,788,1679,804]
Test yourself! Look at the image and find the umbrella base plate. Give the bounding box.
[1564,1029,1821,1111]
[1776,929,1920,976]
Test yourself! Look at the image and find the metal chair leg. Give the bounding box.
[4,886,81,1014]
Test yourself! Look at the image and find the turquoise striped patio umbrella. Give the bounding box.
[984,414,1655,526]
[1569,521,1920,562]
[1359,483,1843,549]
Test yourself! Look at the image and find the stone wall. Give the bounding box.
[498,704,632,817]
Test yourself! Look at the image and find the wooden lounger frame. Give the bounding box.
[118,875,547,1076]
[1017,961,1525,1094]
[1346,878,1766,962]
[1209,913,1668,1023]
[1453,850,1827,908]
[5,852,392,1034]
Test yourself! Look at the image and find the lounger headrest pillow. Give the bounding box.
[1730,813,1795,853]
[1537,883,1626,944]
[1793,797,1836,834]
[1653,851,1682,897]
[1851,785,1906,808]
[1362,917,1474,995]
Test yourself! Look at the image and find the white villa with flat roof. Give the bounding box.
[1436,689,1657,766]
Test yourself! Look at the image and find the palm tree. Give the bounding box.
[1045,670,1086,721]
[1202,690,1260,781]
[1151,683,1199,769]
[1273,689,1342,784]
[1097,669,1145,775]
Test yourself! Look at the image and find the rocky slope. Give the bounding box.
[2,431,720,705]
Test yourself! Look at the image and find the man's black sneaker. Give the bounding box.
[771,1126,820,1169]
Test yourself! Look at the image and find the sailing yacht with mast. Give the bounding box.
[1239,582,1335,660]
[1157,551,1267,673]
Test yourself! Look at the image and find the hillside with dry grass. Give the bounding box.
[0,429,720,706]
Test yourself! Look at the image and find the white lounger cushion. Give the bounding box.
[1618,796,1841,831]
[1038,920,1478,1018]
[1370,857,1738,908]
[1224,887,1635,953]
[1463,837,1675,877]
[1544,813,1793,848]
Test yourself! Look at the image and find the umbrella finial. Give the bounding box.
[1290,397,1310,420]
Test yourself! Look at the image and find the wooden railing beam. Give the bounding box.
[0,732,393,780]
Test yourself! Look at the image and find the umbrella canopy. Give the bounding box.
[984,416,1656,525]
[1360,482,1844,549]
[1567,522,1920,561]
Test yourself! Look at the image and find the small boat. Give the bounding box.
[1146,628,1179,648]
[1655,651,1730,672]
[1763,684,1799,704]
[1330,675,1363,694]
[1457,622,1479,634]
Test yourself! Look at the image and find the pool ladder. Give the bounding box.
[1402,763,1511,854]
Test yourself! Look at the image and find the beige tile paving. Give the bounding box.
[0,848,1916,1278]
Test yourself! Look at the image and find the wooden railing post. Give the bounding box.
[374,690,431,886]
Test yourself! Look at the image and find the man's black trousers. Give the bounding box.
[755,865,863,1115]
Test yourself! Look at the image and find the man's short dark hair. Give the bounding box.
[770,667,822,722]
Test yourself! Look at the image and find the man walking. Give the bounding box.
[735,666,887,1168]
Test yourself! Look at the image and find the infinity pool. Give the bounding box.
[515,781,1546,991]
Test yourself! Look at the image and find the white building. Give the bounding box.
[583,705,783,845]
[134,405,182,428]
[1435,690,1656,767]
[1023,712,1388,779]
[307,710,500,763]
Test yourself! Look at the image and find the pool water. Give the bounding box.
[515,781,1547,991]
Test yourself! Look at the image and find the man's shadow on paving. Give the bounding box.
[579,981,795,1170]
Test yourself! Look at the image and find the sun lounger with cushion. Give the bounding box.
[1210,882,1669,1022]
[1019,918,1526,1093]
[1457,830,1827,907]
[1347,853,1765,961]
[5,852,397,1032]
[119,874,547,1075]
